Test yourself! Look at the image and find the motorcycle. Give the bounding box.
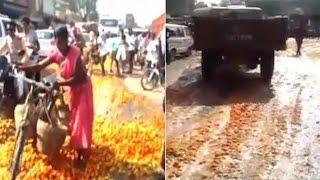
[0,54,29,104]
[140,59,165,91]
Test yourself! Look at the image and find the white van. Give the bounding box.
[99,17,123,35]
[167,23,194,61]
[0,15,11,44]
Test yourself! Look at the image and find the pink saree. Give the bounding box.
[49,46,94,149]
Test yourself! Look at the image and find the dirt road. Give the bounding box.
[166,39,320,179]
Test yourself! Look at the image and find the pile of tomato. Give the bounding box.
[0,69,164,179]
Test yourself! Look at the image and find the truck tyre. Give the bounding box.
[185,47,192,57]
[202,50,222,82]
[169,49,176,62]
[202,50,212,82]
[260,50,275,83]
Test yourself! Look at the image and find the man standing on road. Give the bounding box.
[293,14,307,56]
[126,28,136,74]
[97,32,108,76]
[109,34,121,76]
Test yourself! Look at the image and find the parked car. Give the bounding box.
[166,23,194,62]
[0,14,10,44]
[36,29,55,58]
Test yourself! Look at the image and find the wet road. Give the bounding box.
[166,39,320,179]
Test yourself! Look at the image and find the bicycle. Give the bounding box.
[140,60,165,91]
[10,85,38,180]
[6,66,65,180]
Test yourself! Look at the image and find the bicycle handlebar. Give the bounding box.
[8,64,56,93]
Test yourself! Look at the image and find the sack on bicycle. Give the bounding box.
[14,88,40,140]
[36,93,70,156]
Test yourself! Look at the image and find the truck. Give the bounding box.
[98,15,124,35]
[192,6,288,83]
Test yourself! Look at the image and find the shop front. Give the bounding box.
[0,1,28,19]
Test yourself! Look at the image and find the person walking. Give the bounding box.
[116,34,129,73]
[293,14,307,56]
[19,25,94,170]
[97,32,108,76]
[126,28,136,74]
[109,34,121,76]
[87,31,99,75]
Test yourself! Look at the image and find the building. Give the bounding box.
[0,0,29,19]
[246,0,320,36]
[246,0,319,16]
[1,0,98,28]
[125,14,138,28]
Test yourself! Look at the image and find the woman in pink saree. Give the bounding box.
[19,26,94,169]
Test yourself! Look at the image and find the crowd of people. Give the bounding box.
[67,21,165,77]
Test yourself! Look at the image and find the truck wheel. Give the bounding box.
[260,50,275,83]
[169,49,176,62]
[202,50,223,82]
[202,50,211,82]
[185,47,192,57]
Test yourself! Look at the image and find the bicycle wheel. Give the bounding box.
[11,126,26,180]
[141,69,158,91]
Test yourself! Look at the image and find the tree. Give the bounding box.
[195,2,208,9]
[68,0,98,20]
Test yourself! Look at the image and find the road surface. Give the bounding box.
[166,38,320,179]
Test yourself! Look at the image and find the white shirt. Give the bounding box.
[146,39,159,64]
[0,35,26,63]
[160,29,165,55]
[97,36,108,56]
[116,40,128,61]
[22,30,38,47]
[126,34,136,51]
[21,30,38,56]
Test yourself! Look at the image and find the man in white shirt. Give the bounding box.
[126,28,136,74]
[0,22,27,64]
[97,32,110,76]
[146,33,159,65]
